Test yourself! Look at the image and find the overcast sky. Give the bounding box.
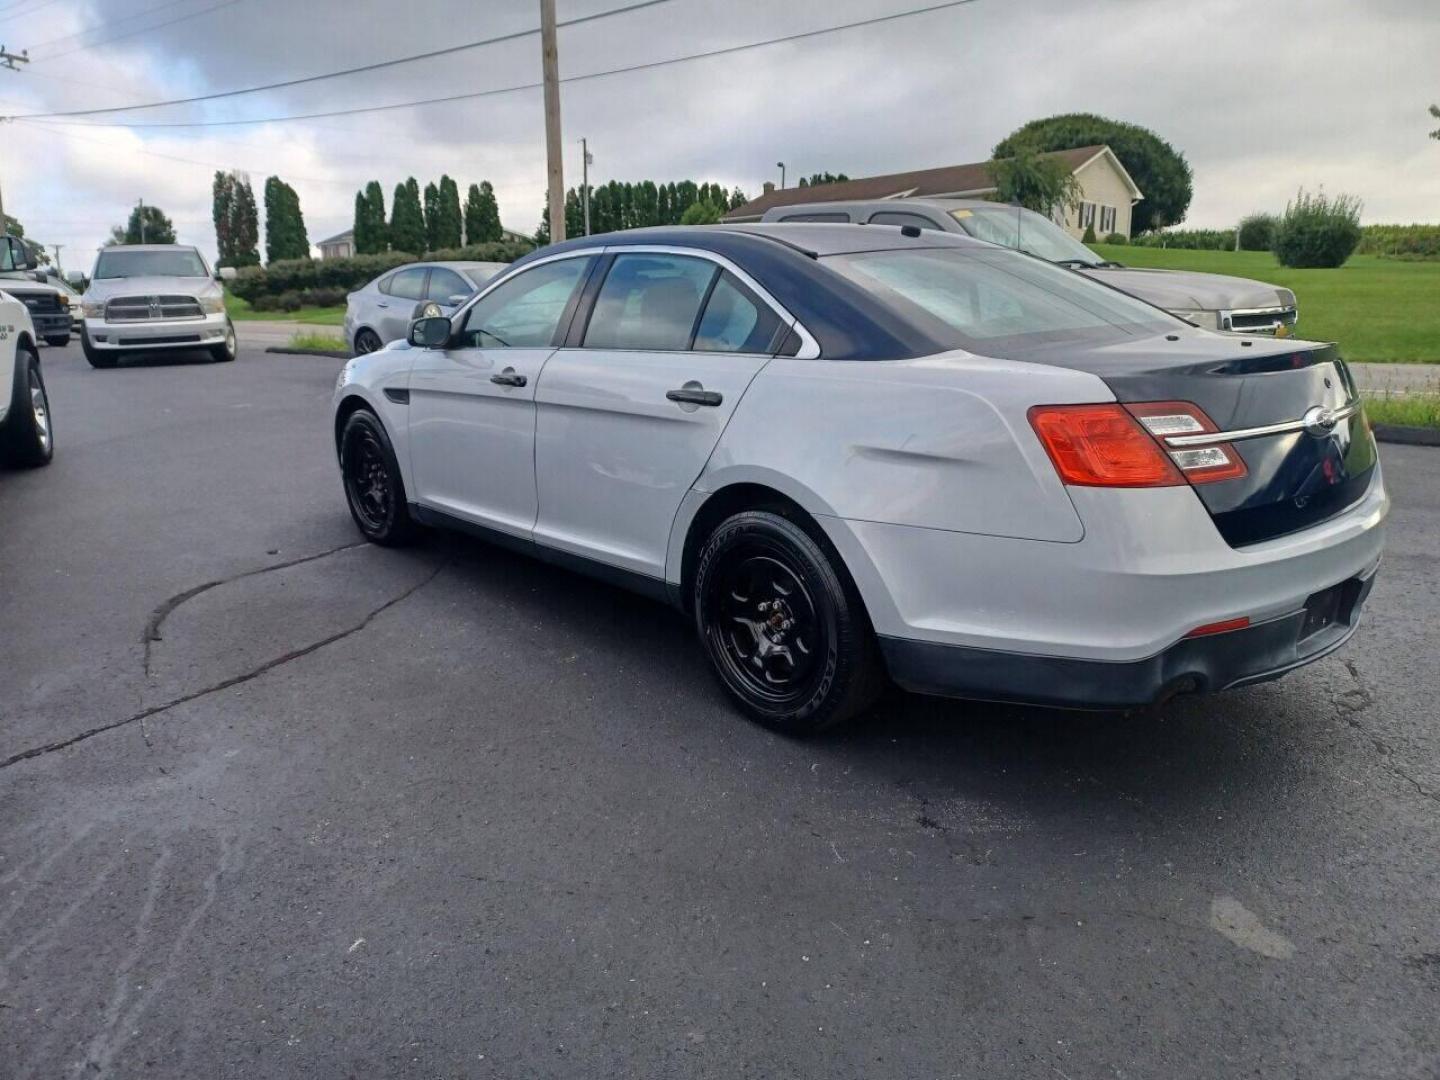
[0,0,1435,269]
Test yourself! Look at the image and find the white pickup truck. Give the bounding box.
[0,235,54,468]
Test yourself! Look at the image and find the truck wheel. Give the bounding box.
[81,328,116,369]
[209,319,237,363]
[45,334,70,347]
[0,346,54,467]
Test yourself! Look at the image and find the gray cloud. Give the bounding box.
[2,0,1435,267]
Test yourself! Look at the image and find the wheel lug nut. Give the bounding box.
[781,619,792,631]
[758,601,770,612]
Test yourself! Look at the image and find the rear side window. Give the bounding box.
[694,272,784,353]
[460,257,593,348]
[868,211,941,231]
[384,267,428,300]
[779,212,851,223]
[583,253,716,351]
[426,268,470,302]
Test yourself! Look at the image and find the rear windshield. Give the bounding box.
[824,247,1178,351]
[94,249,208,279]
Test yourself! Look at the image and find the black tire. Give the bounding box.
[338,408,418,546]
[209,319,237,363]
[0,346,54,468]
[80,328,116,369]
[44,334,70,348]
[694,510,881,734]
[353,328,382,356]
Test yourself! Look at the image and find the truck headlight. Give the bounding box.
[81,300,105,318]
[1170,309,1217,330]
[199,295,226,314]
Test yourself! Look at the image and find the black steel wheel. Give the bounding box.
[0,347,54,468]
[353,328,383,356]
[695,510,880,733]
[339,409,417,546]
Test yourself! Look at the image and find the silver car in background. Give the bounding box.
[344,261,509,355]
[762,199,1300,335]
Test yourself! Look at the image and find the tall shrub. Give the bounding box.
[1237,213,1278,252]
[389,178,426,255]
[263,176,309,262]
[465,181,502,243]
[353,181,388,254]
[1272,189,1362,268]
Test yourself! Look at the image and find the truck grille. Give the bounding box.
[16,292,63,315]
[105,294,204,322]
[1223,307,1299,334]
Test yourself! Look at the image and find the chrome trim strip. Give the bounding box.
[1164,400,1361,448]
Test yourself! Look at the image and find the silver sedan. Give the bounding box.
[344,260,508,355]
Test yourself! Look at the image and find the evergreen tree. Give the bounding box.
[263,176,309,262]
[436,175,463,249]
[231,175,261,267]
[423,181,442,252]
[212,172,237,265]
[564,187,583,238]
[353,181,388,254]
[120,203,177,245]
[390,178,426,254]
[465,180,502,244]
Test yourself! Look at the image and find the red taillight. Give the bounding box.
[1124,401,1247,484]
[1185,616,1251,638]
[1027,404,1184,488]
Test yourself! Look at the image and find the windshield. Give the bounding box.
[94,249,209,279]
[951,205,1104,266]
[825,246,1177,352]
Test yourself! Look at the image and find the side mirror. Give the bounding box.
[65,270,85,286]
[217,266,238,282]
[411,299,442,320]
[408,315,452,349]
[446,293,470,307]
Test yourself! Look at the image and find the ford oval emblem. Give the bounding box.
[1301,405,1339,438]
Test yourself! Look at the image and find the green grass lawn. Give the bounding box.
[1090,246,1440,363]
[1363,391,1440,428]
[224,292,344,326]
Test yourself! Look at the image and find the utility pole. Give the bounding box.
[1,46,29,235]
[580,137,593,236]
[50,243,63,274]
[539,0,565,244]
[776,161,786,189]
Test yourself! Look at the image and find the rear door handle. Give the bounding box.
[666,387,723,407]
[490,370,527,387]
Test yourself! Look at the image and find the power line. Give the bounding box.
[0,0,63,23]
[28,0,249,61]
[15,0,983,129]
[13,0,675,120]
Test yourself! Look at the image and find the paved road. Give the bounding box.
[3,340,1438,1079]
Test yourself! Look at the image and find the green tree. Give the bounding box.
[797,172,849,188]
[464,180,502,244]
[231,176,261,267]
[435,175,463,249]
[990,145,1082,218]
[1430,104,1440,141]
[389,177,426,254]
[353,181,387,254]
[679,200,722,225]
[117,203,176,245]
[994,113,1193,234]
[212,172,237,265]
[422,181,442,252]
[263,176,309,262]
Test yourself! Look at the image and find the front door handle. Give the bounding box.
[490,369,527,387]
[666,387,722,407]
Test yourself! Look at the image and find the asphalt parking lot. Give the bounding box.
[2,336,1438,1079]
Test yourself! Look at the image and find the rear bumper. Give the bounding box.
[83,313,229,350]
[880,567,1377,709]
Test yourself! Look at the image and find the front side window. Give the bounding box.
[460,257,593,348]
[825,247,1177,351]
[868,211,940,231]
[386,267,428,301]
[427,268,471,302]
[951,205,1102,266]
[694,272,785,353]
[583,253,716,351]
[93,249,209,279]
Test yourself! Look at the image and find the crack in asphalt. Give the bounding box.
[141,541,366,676]
[1,561,446,772]
[1337,658,1438,804]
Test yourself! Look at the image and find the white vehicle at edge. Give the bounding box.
[329,224,1386,734]
[0,234,54,468]
[79,244,237,368]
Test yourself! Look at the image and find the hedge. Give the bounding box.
[1130,228,1236,250]
[229,238,534,303]
[1356,224,1440,260]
